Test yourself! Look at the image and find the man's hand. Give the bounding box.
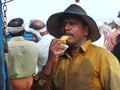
[43,38,67,75]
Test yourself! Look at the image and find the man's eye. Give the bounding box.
[70,22,76,25]
[60,22,66,27]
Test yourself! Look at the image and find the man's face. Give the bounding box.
[60,15,89,47]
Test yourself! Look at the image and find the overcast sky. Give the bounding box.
[2,0,120,26]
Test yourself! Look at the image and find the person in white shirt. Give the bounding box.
[27,19,55,72]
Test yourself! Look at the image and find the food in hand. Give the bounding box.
[60,35,69,41]
[60,35,69,50]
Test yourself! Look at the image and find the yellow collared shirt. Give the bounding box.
[53,39,120,90]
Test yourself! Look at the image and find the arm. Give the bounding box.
[31,38,66,90]
[43,38,66,75]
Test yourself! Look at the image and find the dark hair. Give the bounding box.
[8,18,24,27]
[8,17,24,36]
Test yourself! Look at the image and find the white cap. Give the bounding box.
[7,23,25,34]
[114,17,120,26]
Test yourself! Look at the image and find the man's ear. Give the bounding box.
[84,26,89,36]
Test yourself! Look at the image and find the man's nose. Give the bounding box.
[64,24,71,31]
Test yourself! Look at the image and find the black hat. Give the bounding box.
[47,4,100,42]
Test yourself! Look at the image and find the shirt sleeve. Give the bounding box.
[99,52,120,90]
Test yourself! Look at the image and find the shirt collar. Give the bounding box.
[80,39,92,52]
[10,36,24,41]
[65,39,92,57]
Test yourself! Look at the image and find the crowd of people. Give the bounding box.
[4,4,120,90]
[94,11,120,62]
[5,18,39,90]
[27,19,55,72]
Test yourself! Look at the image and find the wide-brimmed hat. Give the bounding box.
[47,4,100,42]
[114,17,120,26]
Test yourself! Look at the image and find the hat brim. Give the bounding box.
[47,12,100,42]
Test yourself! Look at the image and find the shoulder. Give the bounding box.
[90,44,116,59]
[93,44,119,64]
[24,40,39,49]
[25,40,37,45]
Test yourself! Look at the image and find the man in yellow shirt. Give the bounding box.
[32,4,120,90]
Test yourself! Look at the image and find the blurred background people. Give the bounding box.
[101,20,111,45]
[104,15,120,51]
[5,17,38,90]
[111,34,120,62]
[27,19,55,72]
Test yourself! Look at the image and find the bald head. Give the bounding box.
[29,19,45,30]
